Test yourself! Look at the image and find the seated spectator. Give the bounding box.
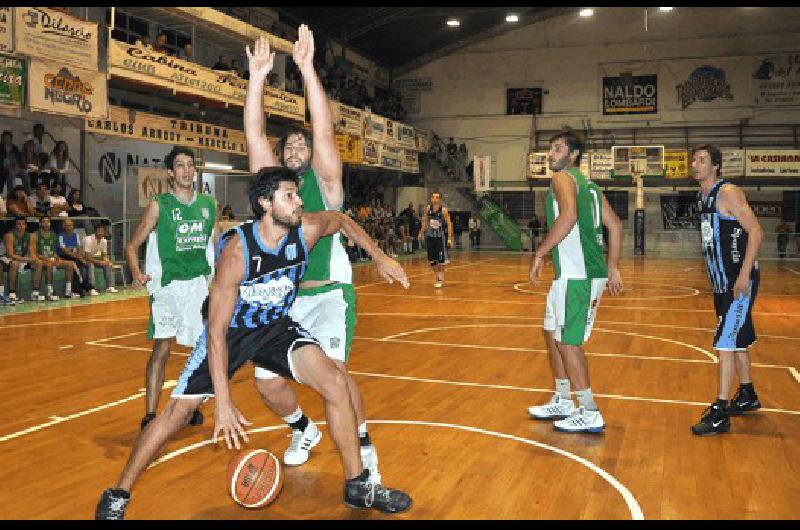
[177,42,193,62]
[3,217,45,302]
[49,181,68,213]
[1,131,26,197]
[7,185,35,218]
[398,219,413,254]
[21,139,43,189]
[135,36,152,49]
[57,217,88,297]
[32,183,59,217]
[31,216,79,300]
[213,55,231,71]
[153,33,169,54]
[231,58,246,79]
[66,189,85,217]
[81,224,117,295]
[221,204,235,221]
[46,141,70,191]
[32,123,47,158]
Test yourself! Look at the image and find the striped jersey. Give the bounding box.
[697,179,755,294]
[545,167,608,280]
[220,220,308,329]
[299,167,352,284]
[426,205,449,238]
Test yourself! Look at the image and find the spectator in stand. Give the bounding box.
[57,217,88,297]
[398,218,413,254]
[32,124,47,161]
[220,204,235,221]
[81,224,117,295]
[66,189,85,217]
[213,55,231,71]
[135,36,152,49]
[21,139,40,190]
[3,217,45,302]
[50,181,68,213]
[153,33,169,54]
[7,185,35,218]
[46,141,70,191]
[409,209,422,251]
[528,213,542,252]
[446,138,458,159]
[1,131,24,197]
[231,58,246,79]
[32,183,63,218]
[177,42,193,62]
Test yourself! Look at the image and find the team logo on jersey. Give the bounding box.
[330,337,341,349]
[201,208,210,219]
[240,276,295,305]
[285,243,297,261]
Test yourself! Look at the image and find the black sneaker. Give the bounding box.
[140,413,156,431]
[691,403,730,436]
[344,470,412,514]
[95,488,131,520]
[189,409,204,426]
[728,387,761,416]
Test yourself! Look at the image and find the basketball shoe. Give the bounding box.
[728,386,761,416]
[95,488,131,520]
[284,421,322,466]
[691,402,730,436]
[553,407,605,434]
[528,393,576,420]
[344,469,412,514]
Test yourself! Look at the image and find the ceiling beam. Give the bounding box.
[393,7,572,78]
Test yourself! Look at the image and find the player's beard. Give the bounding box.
[285,153,311,176]
[272,207,303,229]
[549,154,571,172]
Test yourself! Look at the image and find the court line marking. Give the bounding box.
[357,312,800,342]
[784,267,800,276]
[356,293,800,318]
[148,421,644,521]
[0,380,178,444]
[0,316,149,329]
[514,282,702,301]
[354,337,796,372]
[791,368,800,384]
[59,345,73,350]
[381,323,720,363]
[354,260,491,291]
[347,371,800,416]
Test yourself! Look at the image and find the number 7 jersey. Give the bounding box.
[545,167,608,280]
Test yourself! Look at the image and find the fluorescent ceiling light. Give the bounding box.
[506,14,519,23]
[579,8,594,17]
[202,163,233,171]
[659,7,674,12]
[446,18,460,27]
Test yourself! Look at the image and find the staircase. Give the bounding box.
[477,194,523,251]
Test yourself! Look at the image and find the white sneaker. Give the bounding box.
[283,422,322,466]
[89,289,99,296]
[8,293,19,303]
[553,407,605,434]
[360,445,382,485]
[46,293,60,302]
[31,292,45,302]
[106,286,118,293]
[65,291,80,299]
[434,281,443,288]
[528,393,576,421]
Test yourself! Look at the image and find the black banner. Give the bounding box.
[603,75,657,115]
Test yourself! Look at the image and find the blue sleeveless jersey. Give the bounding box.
[218,220,309,329]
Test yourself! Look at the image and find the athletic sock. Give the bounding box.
[576,389,598,411]
[358,422,371,447]
[555,378,571,400]
[65,281,72,293]
[283,407,309,432]
[47,284,53,294]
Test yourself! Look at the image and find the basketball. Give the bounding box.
[227,449,283,509]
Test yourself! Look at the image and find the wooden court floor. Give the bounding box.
[1,252,798,520]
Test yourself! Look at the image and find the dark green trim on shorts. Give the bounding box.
[297,283,357,363]
[562,279,591,346]
[146,294,155,340]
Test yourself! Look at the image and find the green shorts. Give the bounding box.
[543,278,607,346]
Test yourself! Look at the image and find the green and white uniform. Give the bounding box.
[543,167,608,346]
[255,167,355,381]
[145,192,216,347]
[36,230,57,258]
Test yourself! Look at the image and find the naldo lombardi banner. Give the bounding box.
[602,74,658,115]
[28,58,107,119]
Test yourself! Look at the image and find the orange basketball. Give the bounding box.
[227,449,283,509]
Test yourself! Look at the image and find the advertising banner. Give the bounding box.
[334,133,363,165]
[86,105,253,155]
[602,75,658,115]
[331,101,364,137]
[396,122,416,150]
[528,152,550,179]
[721,148,744,179]
[28,57,107,118]
[364,113,387,143]
[15,7,98,69]
[664,149,689,179]
[137,167,173,208]
[0,53,25,107]
[474,155,494,193]
[401,149,419,173]
[0,7,12,52]
[752,52,800,107]
[362,138,380,166]
[589,150,614,180]
[662,57,752,111]
[745,150,800,178]
[379,143,402,170]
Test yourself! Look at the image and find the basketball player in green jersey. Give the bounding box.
[30,216,80,300]
[126,146,216,431]
[245,27,387,482]
[527,130,624,434]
